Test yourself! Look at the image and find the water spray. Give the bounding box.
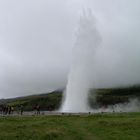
[61,10,101,112]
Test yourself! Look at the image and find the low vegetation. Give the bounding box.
[0,112,140,140]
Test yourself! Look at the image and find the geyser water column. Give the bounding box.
[62,11,101,112]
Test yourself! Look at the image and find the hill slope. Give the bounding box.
[0,86,140,111]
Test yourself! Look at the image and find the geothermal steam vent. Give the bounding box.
[62,11,101,112]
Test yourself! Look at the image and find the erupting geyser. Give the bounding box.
[61,10,101,112]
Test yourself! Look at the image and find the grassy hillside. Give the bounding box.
[0,113,140,140]
[89,86,140,108]
[0,86,140,111]
[0,91,62,111]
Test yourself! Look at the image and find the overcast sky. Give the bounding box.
[0,0,140,98]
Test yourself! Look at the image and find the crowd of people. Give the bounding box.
[0,104,41,115]
[0,105,14,115]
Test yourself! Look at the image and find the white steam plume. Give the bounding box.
[61,10,101,112]
[93,98,140,113]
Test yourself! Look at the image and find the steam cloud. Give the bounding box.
[0,0,140,101]
[61,10,101,112]
[93,98,140,113]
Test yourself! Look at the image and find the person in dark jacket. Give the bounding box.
[20,105,24,115]
[36,105,40,115]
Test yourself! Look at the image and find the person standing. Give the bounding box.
[36,105,40,115]
[20,105,24,115]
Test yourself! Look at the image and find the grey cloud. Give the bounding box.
[0,0,140,98]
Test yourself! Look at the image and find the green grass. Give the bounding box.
[0,112,140,140]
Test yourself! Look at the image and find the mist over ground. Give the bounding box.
[0,0,140,98]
